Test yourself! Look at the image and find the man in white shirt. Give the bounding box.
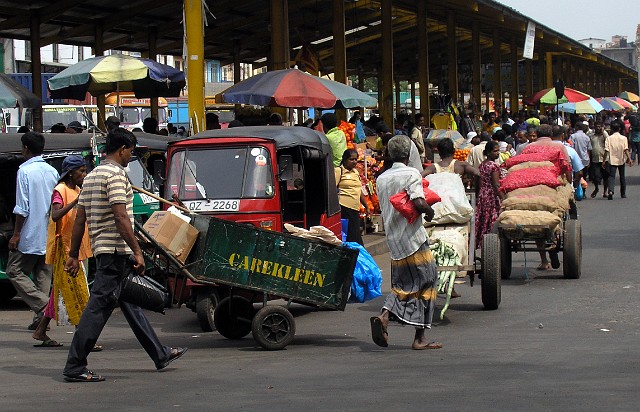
[604,121,632,199]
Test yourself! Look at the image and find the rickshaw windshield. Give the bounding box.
[125,157,158,193]
[167,147,274,200]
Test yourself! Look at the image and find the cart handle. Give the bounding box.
[131,185,192,215]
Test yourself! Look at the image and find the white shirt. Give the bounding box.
[376,163,427,260]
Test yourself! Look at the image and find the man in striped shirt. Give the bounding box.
[62,128,186,383]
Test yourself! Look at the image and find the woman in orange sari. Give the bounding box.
[32,155,93,347]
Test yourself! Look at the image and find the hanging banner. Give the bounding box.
[523,21,536,60]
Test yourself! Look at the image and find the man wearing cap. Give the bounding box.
[6,132,59,330]
[105,116,120,133]
[67,121,84,133]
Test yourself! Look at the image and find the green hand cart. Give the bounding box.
[136,213,358,350]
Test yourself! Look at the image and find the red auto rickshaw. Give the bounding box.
[164,126,342,330]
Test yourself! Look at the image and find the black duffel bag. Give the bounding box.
[117,257,169,314]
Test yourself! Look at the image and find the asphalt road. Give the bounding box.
[2,168,640,411]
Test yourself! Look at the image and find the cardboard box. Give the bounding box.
[143,211,199,263]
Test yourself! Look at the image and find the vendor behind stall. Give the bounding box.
[336,149,372,245]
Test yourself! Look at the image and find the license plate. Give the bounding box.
[184,199,240,212]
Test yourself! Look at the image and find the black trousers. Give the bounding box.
[64,253,171,376]
[341,206,363,246]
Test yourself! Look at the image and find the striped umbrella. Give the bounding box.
[222,68,377,109]
[529,87,591,105]
[607,96,637,111]
[618,91,640,103]
[556,97,604,114]
[597,98,628,112]
[48,54,186,100]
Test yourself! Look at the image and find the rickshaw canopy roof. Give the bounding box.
[186,126,332,154]
[0,133,99,154]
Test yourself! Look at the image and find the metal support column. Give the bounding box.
[493,30,502,113]
[510,38,519,114]
[545,52,553,88]
[381,0,394,129]
[30,11,42,132]
[447,12,458,104]
[185,0,205,134]
[471,21,481,115]
[332,0,347,121]
[417,0,430,119]
[147,27,159,123]
[94,20,105,132]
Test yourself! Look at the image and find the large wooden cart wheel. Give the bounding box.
[196,287,222,332]
[500,236,512,280]
[481,233,501,310]
[251,306,296,350]
[563,220,582,279]
[213,296,255,339]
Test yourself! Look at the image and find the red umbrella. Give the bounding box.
[528,87,591,105]
[222,68,377,109]
[606,96,637,110]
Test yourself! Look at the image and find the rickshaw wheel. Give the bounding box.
[251,306,296,350]
[196,287,221,332]
[481,234,501,310]
[500,236,512,279]
[213,296,255,339]
[563,220,581,279]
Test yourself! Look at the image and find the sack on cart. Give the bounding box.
[497,210,562,237]
[425,172,473,225]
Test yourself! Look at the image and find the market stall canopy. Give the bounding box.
[528,87,591,105]
[222,69,377,109]
[47,54,186,100]
[605,96,638,112]
[0,73,42,109]
[617,91,640,103]
[556,98,604,114]
[597,97,627,112]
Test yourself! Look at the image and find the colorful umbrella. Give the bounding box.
[222,68,377,109]
[529,87,591,105]
[48,54,186,100]
[556,97,604,114]
[618,91,640,103]
[607,96,638,111]
[0,73,41,109]
[597,98,626,112]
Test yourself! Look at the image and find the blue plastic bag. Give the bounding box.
[355,120,366,143]
[575,185,584,201]
[343,242,382,303]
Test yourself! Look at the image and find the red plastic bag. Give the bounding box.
[389,191,420,224]
[422,178,442,206]
[500,167,562,194]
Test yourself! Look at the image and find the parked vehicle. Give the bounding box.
[0,133,160,303]
[106,92,168,131]
[163,126,342,331]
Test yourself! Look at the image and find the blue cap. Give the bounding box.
[59,155,85,181]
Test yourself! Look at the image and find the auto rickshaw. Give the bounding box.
[163,126,343,331]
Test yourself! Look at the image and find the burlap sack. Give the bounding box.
[501,195,562,215]
[556,183,574,207]
[506,185,558,199]
[497,210,562,235]
[508,161,556,172]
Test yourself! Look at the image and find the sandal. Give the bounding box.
[91,344,103,352]
[64,369,105,383]
[536,263,551,270]
[412,341,443,350]
[33,339,63,348]
[370,317,388,347]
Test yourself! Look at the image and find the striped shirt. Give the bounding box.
[376,162,427,260]
[78,159,133,256]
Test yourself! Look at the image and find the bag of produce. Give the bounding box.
[425,172,473,225]
[500,167,563,194]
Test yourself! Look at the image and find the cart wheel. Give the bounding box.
[251,306,296,350]
[563,220,581,279]
[196,288,221,332]
[500,237,512,280]
[481,234,501,310]
[213,296,255,339]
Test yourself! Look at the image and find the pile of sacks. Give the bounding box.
[497,145,574,235]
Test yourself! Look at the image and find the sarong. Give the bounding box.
[382,241,437,328]
[45,237,90,326]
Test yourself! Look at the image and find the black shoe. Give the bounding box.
[621,194,626,198]
[157,347,188,370]
[63,369,105,382]
[608,193,613,200]
[590,188,599,198]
